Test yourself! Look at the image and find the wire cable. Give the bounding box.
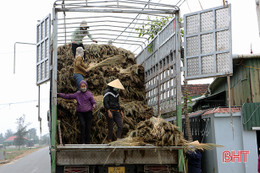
[0,98,48,107]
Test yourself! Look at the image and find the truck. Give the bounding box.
[37,1,183,173]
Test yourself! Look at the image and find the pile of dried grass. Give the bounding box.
[184,141,223,152]
[110,117,223,151]
[57,44,221,150]
[57,44,153,144]
[110,117,187,146]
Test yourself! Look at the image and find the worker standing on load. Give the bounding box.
[57,80,96,144]
[71,20,98,59]
[103,79,125,142]
[73,47,88,91]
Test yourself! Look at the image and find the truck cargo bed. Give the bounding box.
[56,144,181,165]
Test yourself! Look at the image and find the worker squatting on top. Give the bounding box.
[57,80,96,144]
[103,79,125,142]
[71,20,98,59]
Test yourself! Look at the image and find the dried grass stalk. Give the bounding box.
[57,44,153,144]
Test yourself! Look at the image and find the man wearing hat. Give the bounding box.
[103,79,125,142]
[71,20,98,59]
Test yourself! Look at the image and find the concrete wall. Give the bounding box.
[201,116,218,173]
[201,112,258,173]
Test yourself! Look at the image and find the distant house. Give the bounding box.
[3,136,28,146]
[181,84,209,99]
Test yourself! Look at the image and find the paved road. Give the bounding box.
[0,147,51,173]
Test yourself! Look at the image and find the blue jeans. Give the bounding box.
[73,73,84,91]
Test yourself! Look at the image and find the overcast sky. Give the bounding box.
[0,0,54,137]
[0,0,259,137]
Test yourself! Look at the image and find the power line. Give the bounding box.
[176,0,185,6]
[179,0,187,7]
[186,0,191,12]
[0,98,48,107]
[197,0,204,10]
[0,100,37,106]
[0,50,35,55]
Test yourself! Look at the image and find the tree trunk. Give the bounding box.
[183,78,193,141]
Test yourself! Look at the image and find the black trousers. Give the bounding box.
[106,111,123,140]
[72,43,86,59]
[77,111,92,144]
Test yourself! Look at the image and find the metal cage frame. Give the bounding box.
[184,5,232,80]
[47,1,182,172]
[51,0,182,116]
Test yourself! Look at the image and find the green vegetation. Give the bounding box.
[14,115,29,150]
[136,16,173,53]
[4,148,28,160]
[0,147,40,161]
[136,16,172,41]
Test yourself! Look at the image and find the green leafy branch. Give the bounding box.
[136,16,173,52]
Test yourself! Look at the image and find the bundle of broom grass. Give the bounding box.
[57,44,153,144]
[110,117,186,146]
[110,117,223,151]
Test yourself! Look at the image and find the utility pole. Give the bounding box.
[256,0,260,36]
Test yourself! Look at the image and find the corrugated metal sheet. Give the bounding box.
[242,102,260,130]
[209,57,260,106]
[231,60,252,106]
[246,59,260,103]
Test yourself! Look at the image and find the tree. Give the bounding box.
[4,129,13,140]
[39,133,50,145]
[27,128,38,140]
[26,128,39,146]
[14,115,29,149]
[136,16,172,52]
[0,133,4,144]
[136,16,172,42]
